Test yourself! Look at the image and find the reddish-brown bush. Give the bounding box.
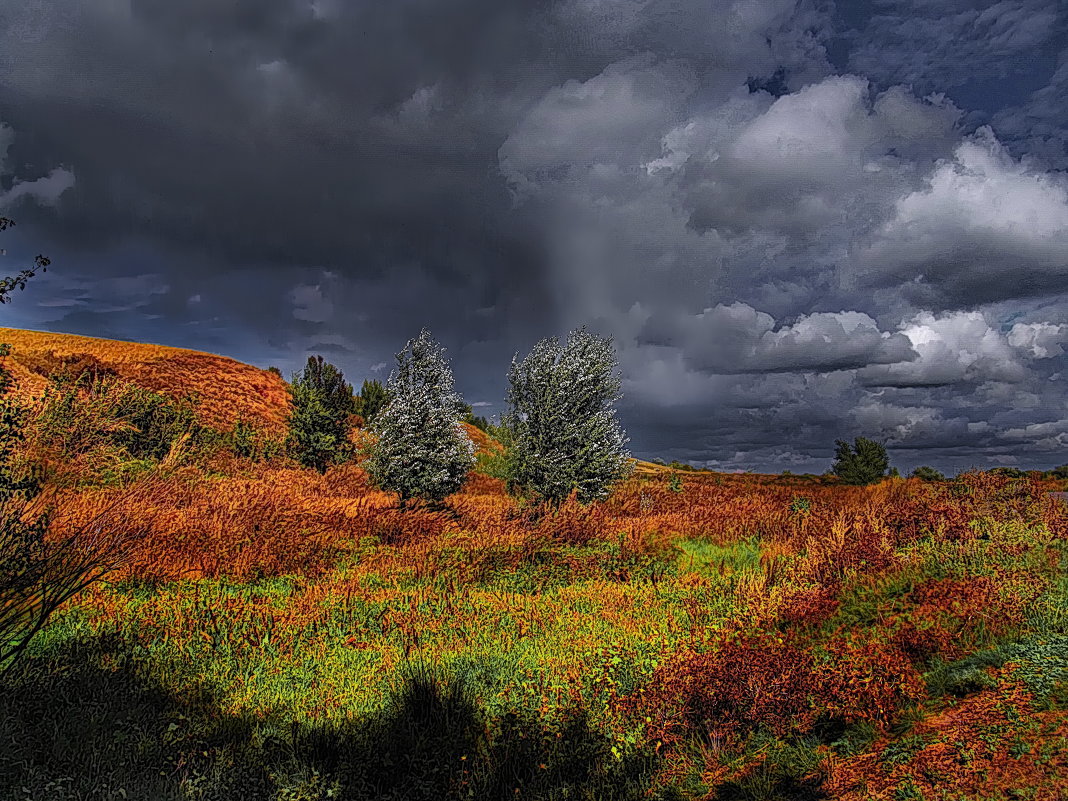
[642,634,822,745]
[58,468,351,581]
[818,639,926,725]
[639,630,927,751]
[779,585,840,628]
[535,493,609,546]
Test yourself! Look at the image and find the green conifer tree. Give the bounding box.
[356,378,389,425]
[364,331,474,505]
[288,355,356,472]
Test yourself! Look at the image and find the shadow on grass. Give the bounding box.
[0,634,659,800]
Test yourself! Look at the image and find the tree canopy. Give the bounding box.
[287,355,356,472]
[356,378,389,425]
[364,330,474,504]
[831,437,890,485]
[504,327,631,505]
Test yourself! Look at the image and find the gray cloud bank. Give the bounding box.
[0,0,1066,472]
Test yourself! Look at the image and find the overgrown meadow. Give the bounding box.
[1,347,1067,800]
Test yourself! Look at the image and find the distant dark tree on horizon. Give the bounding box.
[911,465,945,482]
[831,437,890,485]
[460,402,490,432]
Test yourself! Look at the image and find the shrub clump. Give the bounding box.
[31,375,200,480]
[638,633,925,749]
[831,437,890,485]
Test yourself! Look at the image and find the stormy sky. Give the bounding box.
[1,0,1067,474]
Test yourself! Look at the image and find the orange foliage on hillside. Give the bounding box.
[826,673,1068,800]
[0,327,291,435]
[42,462,1068,797]
[461,422,500,456]
[9,327,1065,798]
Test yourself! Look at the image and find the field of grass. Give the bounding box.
[3,457,1067,800]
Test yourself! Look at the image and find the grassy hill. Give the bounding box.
[0,328,505,457]
[0,327,573,464]
[0,327,292,436]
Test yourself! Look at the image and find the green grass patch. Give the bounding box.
[675,536,762,575]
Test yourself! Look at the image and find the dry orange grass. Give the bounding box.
[56,464,395,581]
[825,670,1068,800]
[0,327,291,435]
[52,462,1043,589]
[461,422,499,456]
[29,459,1065,798]
[632,459,671,475]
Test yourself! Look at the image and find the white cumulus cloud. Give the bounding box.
[856,127,1068,304]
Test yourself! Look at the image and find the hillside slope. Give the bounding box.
[0,328,669,465]
[0,328,291,435]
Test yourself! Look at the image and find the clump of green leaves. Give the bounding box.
[364,330,474,505]
[667,471,683,493]
[224,418,284,462]
[831,437,890,485]
[287,356,357,472]
[990,466,1027,478]
[504,327,631,506]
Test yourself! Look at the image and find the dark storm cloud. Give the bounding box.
[2,0,1068,472]
[0,0,571,302]
[845,0,1062,91]
[853,129,1068,307]
[837,1,1068,170]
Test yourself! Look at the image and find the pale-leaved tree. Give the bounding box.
[365,330,474,505]
[505,327,631,505]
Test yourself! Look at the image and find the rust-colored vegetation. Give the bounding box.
[0,327,291,435]
[1,332,1066,800]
